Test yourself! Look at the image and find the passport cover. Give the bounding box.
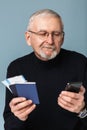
[10,82,40,104]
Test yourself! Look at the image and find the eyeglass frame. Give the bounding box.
[28,30,65,40]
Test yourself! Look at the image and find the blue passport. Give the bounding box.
[10,82,40,104]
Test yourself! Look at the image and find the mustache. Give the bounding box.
[42,45,55,50]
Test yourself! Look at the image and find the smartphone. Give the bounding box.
[65,82,82,93]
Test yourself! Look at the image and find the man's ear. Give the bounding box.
[60,35,64,46]
[25,31,31,46]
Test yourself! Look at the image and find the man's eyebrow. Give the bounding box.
[38,30,47,32]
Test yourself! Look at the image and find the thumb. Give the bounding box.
[79,86,86,95]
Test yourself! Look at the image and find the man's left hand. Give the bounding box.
[58,86,86,113]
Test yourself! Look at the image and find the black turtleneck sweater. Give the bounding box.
[3,48,87,130]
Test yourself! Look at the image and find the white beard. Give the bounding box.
[39,50,58,60]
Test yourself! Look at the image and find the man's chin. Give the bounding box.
[40,51,58,60]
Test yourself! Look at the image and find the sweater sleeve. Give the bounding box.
[80,58,87,128]
[3,61,31,130]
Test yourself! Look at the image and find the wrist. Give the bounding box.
[78,103,87,118]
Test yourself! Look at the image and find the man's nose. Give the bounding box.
[46,34,54,44]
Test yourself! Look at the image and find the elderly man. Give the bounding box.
[4,9,87,130]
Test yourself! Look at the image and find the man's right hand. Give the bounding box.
[9,97,36,121]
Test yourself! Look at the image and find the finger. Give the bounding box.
[58,96,73,108]
[60,91,79,99]
[58,100,76,112]
[58,98,73,110]
[9,97,26,107]
[14,103,36,116]
[16,104,36,120]
[59,94,74,104]
[11,100,33,112]
[58,93,85,113]
[58,95,79,113]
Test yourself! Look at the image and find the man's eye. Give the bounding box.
[39,32,47,36]
[54,32,60,36]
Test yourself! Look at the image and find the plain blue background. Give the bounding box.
[0,0,87,129]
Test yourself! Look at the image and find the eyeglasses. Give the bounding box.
[28,30,64,40]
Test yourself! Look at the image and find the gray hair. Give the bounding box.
[27,9,64,31]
